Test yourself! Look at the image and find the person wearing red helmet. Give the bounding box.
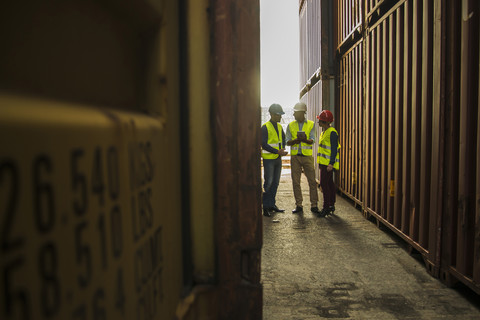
[316,110,341,217]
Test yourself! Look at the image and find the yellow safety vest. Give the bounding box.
[289,120,314,156]
[317,127,341,170]
[262,121,283,159]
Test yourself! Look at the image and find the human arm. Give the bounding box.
[262,124,287,155]
[286,124,297,146]
[327,131,338,171]
[303,137,314,145]
[278,128,288,156]
[304,125,315,145]
[261,125,279,154]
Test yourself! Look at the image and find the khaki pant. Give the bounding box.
[291,155,318,208]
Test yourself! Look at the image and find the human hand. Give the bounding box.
[327,164,333,172]
[278,149,288,156]
[297,132,306,141]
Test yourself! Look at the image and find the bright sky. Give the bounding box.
[260,0,300,110]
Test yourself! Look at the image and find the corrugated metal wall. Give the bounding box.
[363,0,439,267]
[301,0,480,294]
[300,0,335,99]
[338,40,364,207]
[307,0,322,79]
[300,3,309,88]
[300,0,323,91]
[338,0,362,47]
[440,0,480,293]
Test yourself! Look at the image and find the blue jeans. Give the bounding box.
[263,157,283,208]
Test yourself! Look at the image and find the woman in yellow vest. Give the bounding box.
[317,110,340,217]
[261,104,288,217]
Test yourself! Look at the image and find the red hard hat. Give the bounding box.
[317,110,334,123]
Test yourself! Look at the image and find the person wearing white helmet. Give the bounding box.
[286,102,320,215]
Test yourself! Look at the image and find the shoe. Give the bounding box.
[272,205,285,213]
[319,206,335,217]
[311,207,320,214]
[263,208,272,217]
[316,208,328,217]
[292,206,303,214]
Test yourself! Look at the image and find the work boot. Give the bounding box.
[292,206,303,214]
[315,208,327,217]
[263,208,272,217]
[320,206,335,216]
[311,207,320,214]
[272,205,285,213]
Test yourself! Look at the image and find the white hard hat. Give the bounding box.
[293,102,307,112]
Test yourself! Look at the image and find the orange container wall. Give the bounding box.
[337,41,364,207]
[333,0,480,294]
[440,0,480,293]
[363,0,438,257]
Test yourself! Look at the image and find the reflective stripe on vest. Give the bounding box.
[317,127,341,170]
[289,120,314,156]
[262,121,283,159]
[261,143,280,155]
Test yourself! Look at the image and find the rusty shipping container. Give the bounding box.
[362,0,438,265]
[300,0,480,294]
[0,0,262,319]
[440,0,480,294]
[338,40,364,207]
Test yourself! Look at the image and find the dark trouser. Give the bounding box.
[319,164,336,209]
[263,157,282,208]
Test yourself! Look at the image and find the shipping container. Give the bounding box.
[300,0,480,294]
[300,2,309,88]
[337,40,364,207]
[439,0,480,294]
[299,0,336,95]
[0,0,262,319]
[299,0,322,90]
[362,0,439,270]
[338,0,363,49]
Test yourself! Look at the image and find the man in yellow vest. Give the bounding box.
[261,104,288,217]
[317,110,340,217]
[286,102,320,214]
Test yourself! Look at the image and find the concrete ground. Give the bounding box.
[261,171,480,320]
